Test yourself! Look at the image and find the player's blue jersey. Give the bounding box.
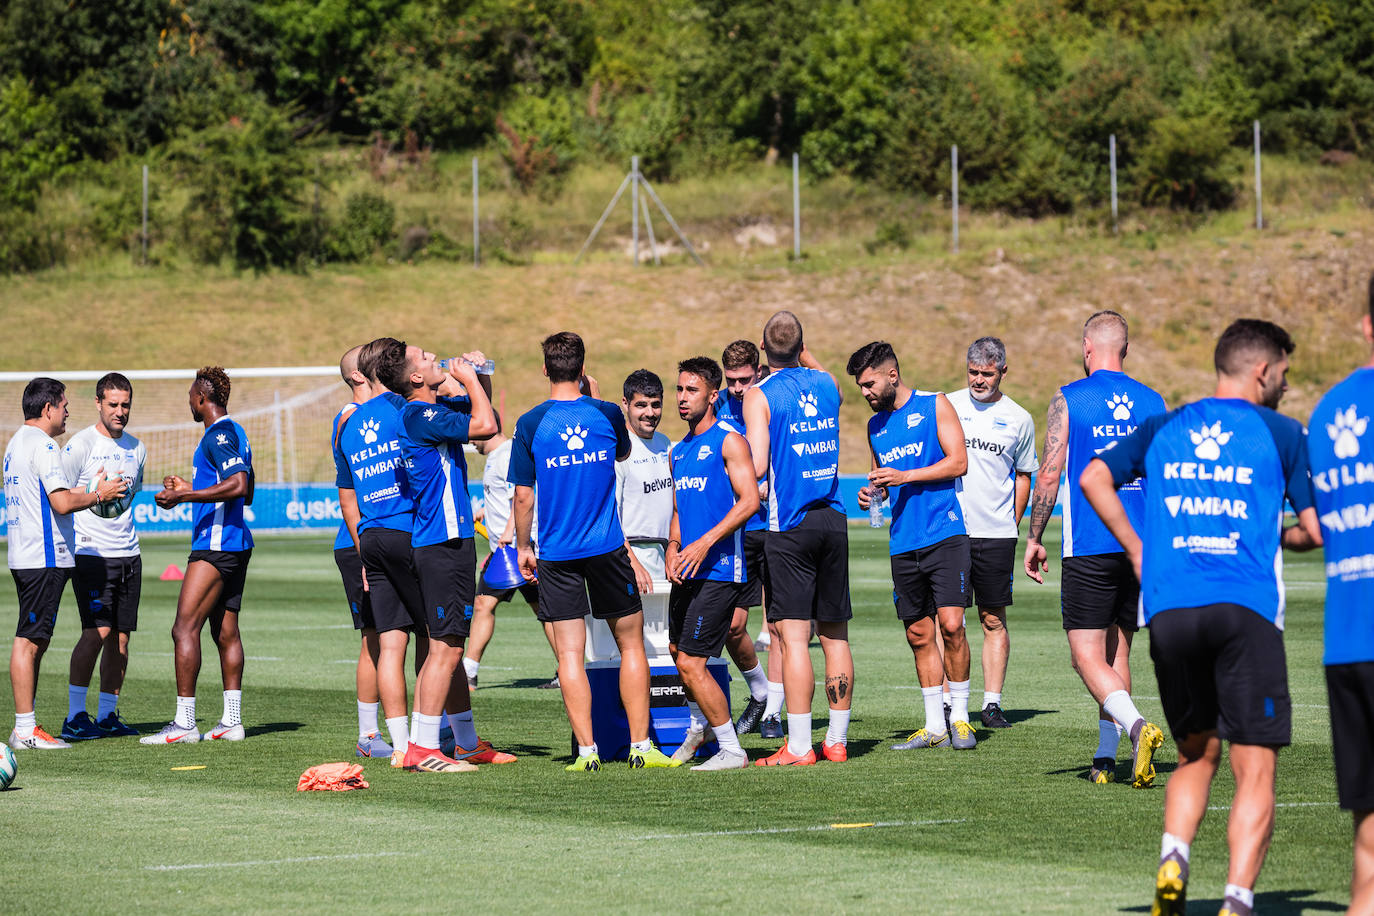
[868,391,964,556]
[510,397,630,562]
[331,403,360,550]
[399,395,475,548]
[757,367,843,531]
[1061,370,1166,558]
[715,390,767,532]
[1307,368,1374,664]
[191,416,254,552]
[333,393,414,534]
[1100,398,1314,629]
[671,420,745,582]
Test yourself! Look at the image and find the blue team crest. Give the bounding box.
[358,419,380,443]
[798,393,818,417]
[216,432,228,446]
[1189,422,1233,460]
[562,425,588,449]
[1327,404,1368,459]
[993,416,1008,428]
[1105,393,1133,420]
[696,444,713,461]
[906,412,925,429]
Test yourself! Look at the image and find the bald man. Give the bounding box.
[1023,311,1168,787]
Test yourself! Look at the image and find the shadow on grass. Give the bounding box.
[1003,707,1055,725]
[839,738,883,760]
[507,677,561,689]
[1120,888,1344,914]
[1045,758,1179,783]
[244,721,305,738]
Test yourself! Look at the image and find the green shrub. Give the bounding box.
[328,191,396,261]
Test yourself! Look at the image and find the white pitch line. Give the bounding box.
[627,817,966,841]
[1207,801,1336,812]
[147,851,411,872]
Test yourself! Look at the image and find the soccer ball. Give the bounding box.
[88,475,134,520]
[0,744,16,790]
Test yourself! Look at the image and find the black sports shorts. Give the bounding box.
[358,527,425,633]
[12,567,69,641]
[1326,662,1374,811]
[1060,552,1139,632]
[412,538,476,641]
[1148,603,1290,747]
[334,546,375,631]
[535,548,642,623]
[967,537,1016,608]
[187,549,251,612]
[735,529,767,609]
[763,506,852,624]
[73,554,142,632]
[669,579,746,658]
[891,534,970,623]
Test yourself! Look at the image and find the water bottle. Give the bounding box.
[867,485,885,528]
[439,357,496,375]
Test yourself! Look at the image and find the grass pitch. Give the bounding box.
[0,524,1349,914]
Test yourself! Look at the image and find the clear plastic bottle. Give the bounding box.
[438,357,496,375]
[867,485,885,528]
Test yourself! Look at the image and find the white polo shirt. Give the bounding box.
[62,424,146,558]
[947,387,1039,539]
[4,425,76,569]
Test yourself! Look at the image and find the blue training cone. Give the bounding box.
[484,544,528,590]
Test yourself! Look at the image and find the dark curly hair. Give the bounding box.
[194,366,231,408]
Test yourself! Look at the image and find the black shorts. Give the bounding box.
[477,552,540,606]
[1148,603,1290,747]
[413,538,476,641]
[535,548,642,623]
[186,549,251,612]
[967,537,1016,608]
[1061,552,1139,632]
[892,534,970,623]
[1326,662,1374,811]
[764,506,852,624]
[358,527,425,634]
[12,567,69,641]
[735,529,766,609]
[334,547,375,631]
[73,555,142,632]
[670,579,745,658]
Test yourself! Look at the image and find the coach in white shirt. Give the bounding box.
[616,369,674,590]
[947,338,1038,729]
[5,377,126,750]
[59,373,147,740]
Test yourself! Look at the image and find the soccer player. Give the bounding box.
[463,417,555,690]
[60,372,147,740]
[1307,286,1374,914]
[330,345,392,759]
[616,369,673,590]
[511,331,673,771]
[7,378,127,750]
[1081,319,1321,916]
[664,356,759,770]
[714,339,773,736]
[381,341,515,772]
[143,367,255,744]
[947,338,1038,728]
[743,311,854,765]
[1023,310,1167,785]
[334,338,429,765]
[848,342,976,751]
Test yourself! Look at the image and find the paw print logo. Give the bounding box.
[1189,422,1232,461]
[562,424,587,450]
[1327,404,1368,459]
[359,418,381,444]
[798,392,819,418]
[1105,393,1133,421]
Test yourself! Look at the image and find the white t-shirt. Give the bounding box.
[481,438,537,554]
[947,388,1039,539]
[615,431,673,541]
[4,425,76,569]
[62,424,146,558]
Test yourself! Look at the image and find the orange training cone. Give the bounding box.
[160,564,184,581]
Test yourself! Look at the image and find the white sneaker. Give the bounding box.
[670,727,708,766]
[753,629,771,651]
[202,721,245,741]
[691,748,749,771]
[140,721,201,745]
[9,725,71,750]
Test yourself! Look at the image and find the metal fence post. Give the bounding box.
[472,156,481,266]
[1109,135,1119,235]
[141,164,149,265]
[951,145,959,254]
[792,153,801,260]
[1254,121,1263,230]
[631,156,640,266]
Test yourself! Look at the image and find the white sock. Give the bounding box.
[222,690,242,727]
[357,700,379,739]
[462,657,479,679]
[1223,885,1254,908]
[175,695,196,730]
[385,715,410,753]
[578,743,598,757]
[922,685,947,735]
[687,701,707,731]
[67,684,88,720]
[786,712,812,756]
[1102,690,1143,736]
[1096,719,1123,758]
[448,709,478,749]
[97,692,118,720]
[14,711,36,737]
[949,679,971,724]
[1161,832,1191,862]
[740,664,769,702]
[413,712,442,750]
[713,722,743,755]
[982,691,1002,710]
[825,708,851,746]
[763,681,785,719]
[756,628,770,648]
[630,738,653,752]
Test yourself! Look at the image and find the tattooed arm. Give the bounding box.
[1023,390,1067,584]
